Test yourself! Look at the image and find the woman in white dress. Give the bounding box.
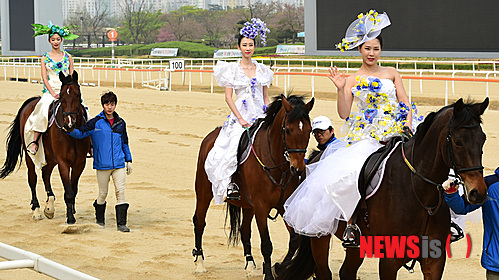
[205,18,274,204]
[25,22,79,169]
[283,10,423,247]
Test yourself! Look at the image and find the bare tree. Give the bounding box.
[276,4,304,44]
[162,6,203,42]
[65,1,109,46]
[120,0,152,44]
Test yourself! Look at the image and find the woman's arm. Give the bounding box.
[392,68,413,129]
[329,67,354,119]
[263,85,270,107]
[225,87,249,127]
[41,58,59,99]
[68,53,74,75]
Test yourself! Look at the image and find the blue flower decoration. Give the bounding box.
[240,18,271,46]
[368,78,382,92]
[364,109,377,124]
[56,62,63,68]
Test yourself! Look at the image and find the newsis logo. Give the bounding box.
[359,234,472,258]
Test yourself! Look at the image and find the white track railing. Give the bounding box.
[0,242,99,279]
[1,56,498,74]
[1,60,498,106]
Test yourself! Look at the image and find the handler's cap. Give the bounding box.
[312,115,333,131]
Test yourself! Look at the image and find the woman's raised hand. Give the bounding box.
[328,66,346,90]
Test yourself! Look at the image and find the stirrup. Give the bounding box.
[26,140,39,155]
[342,224,361,248]
[450,221,464,243]
[226,182,241,201]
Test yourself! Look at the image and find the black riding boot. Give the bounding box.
[93,200,106,226]
[115,203,130,232]
[226,182,241,201]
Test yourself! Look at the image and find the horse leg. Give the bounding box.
[255,209,274,280]
[57,163,76,224]
[273,224,300,277]
[310,235,332,280]
[192,179,212,274]
[378,259,403,280]
[42,163,56,219]
[335,222,364,280]
[420,253,446,279]
[241,208,256,277]
[70,162,85,215]
[26,156,41,220]
[338,247,364,280]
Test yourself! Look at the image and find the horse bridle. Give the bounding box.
[55,82,81,131]
[281,113,308,162]
[445,112,484,175]
[402,110,484,215]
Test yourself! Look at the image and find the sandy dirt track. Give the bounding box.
[0,80,497,279]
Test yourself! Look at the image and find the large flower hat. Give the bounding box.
[239,18,270,46]
[336,10,390,52]
[32,21,79,40]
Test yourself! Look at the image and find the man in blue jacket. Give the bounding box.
[68,91,132,232]
[305,115,346,164]
[444,167,499,279]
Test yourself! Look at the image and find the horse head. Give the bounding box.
[280,94,314,176]
[447,97,489,204]
[58,71,82,132]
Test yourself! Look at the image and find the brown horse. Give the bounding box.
[0,71,90,224]
[192,95,314,280]
[276,97,489,280]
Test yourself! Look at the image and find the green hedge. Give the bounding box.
[68,41,278,58]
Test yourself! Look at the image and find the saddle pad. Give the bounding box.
[365,140,402,199]
[237,118,265,165]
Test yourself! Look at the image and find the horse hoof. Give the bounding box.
[66,217,76,225]
[44,196,55,219]
[32,208,42,221]
[245,262,258,278]
[194,259,207,274]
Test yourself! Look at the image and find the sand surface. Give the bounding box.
[0,80,497,279]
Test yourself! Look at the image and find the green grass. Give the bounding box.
[68,41,277,59]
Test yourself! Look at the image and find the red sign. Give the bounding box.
[107,30,118,41]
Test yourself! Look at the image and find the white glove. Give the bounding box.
[126,162,133,175]
[442,179,458,194]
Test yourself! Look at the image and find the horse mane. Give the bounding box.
[262,95,310,129]
[413,99,483,142]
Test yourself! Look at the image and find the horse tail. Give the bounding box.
[225,203,241,246]
[0,97,38,179]
[275,235,315,280]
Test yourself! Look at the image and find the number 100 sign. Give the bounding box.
[169,59,184,71]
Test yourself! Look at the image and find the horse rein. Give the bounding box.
[244,113,308,218]
[401,110,484,215]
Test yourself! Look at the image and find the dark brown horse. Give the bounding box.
[193,95,314,279]
[0,71,90,224]
[276,97,489,280]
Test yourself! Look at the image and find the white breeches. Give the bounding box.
[96,168,126,205]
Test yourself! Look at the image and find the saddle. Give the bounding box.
[358,136,403,199]
[237,118,265,164]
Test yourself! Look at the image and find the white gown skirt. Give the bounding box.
[283,138,382,237]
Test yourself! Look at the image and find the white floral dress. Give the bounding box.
[24,51,71,169]
[283,76,422,237]
[205,59,274,205]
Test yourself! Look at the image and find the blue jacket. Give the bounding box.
[68,111,132,170]
[445,181,499,272]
